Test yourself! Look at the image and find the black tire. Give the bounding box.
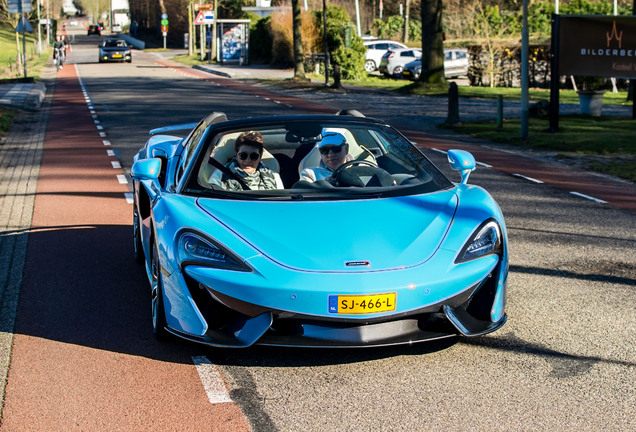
[150,239,169,340]
[133,203,144,263]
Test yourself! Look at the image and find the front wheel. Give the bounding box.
[364,59,376,72]
[392,66,404,77]
[150,239,169,340]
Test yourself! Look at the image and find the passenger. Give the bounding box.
[299,132,353,183]
[214,131,283,191]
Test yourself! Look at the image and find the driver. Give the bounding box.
[299,132,353,183]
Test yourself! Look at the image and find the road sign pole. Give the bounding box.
[37,0,42,55]
[23,14,27,78]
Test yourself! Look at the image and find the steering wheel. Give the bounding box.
[332,160,377,177]
[331,160,393,187]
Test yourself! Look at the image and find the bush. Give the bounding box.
[249,9,320,67]
[314,6,366,80]
[249,15,273,64]
[372,16,421,41]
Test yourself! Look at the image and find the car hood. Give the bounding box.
[196,191,458,272]
[101,46,129,51]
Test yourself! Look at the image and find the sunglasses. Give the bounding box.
[319,145,345,156]
[238,152,260,161]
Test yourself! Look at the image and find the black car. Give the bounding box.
[98,38,132,63]
[87,24,101,36]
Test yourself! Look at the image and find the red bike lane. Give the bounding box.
[1,65,250,431]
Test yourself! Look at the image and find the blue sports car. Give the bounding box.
[131,111,508,348]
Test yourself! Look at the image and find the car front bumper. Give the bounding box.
[100,51,131,62]
[160,249,507,348]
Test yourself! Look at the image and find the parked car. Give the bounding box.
[379,48,422,78]
[98,38,131,63]
[130,111,508,348]
[69,19,78,26]
[403,48,470,81]
[87,24,101,36]
[363,39,407,73]
[443,48,469,78]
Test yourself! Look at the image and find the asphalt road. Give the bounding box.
[2,27,635,431]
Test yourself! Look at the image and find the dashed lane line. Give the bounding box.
[76,65,132,204]
[570,191,608,204]
[191,356,233,404]
[513,173,544,184]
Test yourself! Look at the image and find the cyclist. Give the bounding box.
[53,36,65,70]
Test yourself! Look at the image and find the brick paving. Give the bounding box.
[0,64,55,414]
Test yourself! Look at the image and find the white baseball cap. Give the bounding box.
[318,132,347,148]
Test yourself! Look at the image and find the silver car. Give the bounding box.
[363,39,407,73]
[378,48,422,78]
[402,48,469,80]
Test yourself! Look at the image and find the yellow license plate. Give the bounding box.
[113,54,122,58]
[328,293,396,314]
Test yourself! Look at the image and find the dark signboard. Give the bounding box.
[559,16,636,78]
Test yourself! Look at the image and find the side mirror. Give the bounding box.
[447,149,476,185]
[131,158,161,181]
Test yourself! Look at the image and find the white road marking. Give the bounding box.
[570,191,607,204]
[99,132,107,137]
[117,174,128,184]
[124,193,134,204]
[103,140,111,146]
[192,356,233,404]
[97,125,104,130]
[106,149,115,156]
[94,119,100,124]
[111,161,121,169]
[513,173,544,184]
[430,148,447,154]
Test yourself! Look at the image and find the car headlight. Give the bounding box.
[178,232,250,272]
[456,220,502,263]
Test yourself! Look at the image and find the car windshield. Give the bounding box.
[183,118,453,200]
[104,40,126,47]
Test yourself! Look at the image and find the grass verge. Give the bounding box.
[442,115,636,181]
[1,23,52,80]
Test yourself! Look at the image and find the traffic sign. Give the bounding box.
[194,11,214,25]
[161,13,168,19]
[194,4,213,11]
[8,0,32,13]
[161,19,169,26]
[15,16,33,32]
[161,25,168,33]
